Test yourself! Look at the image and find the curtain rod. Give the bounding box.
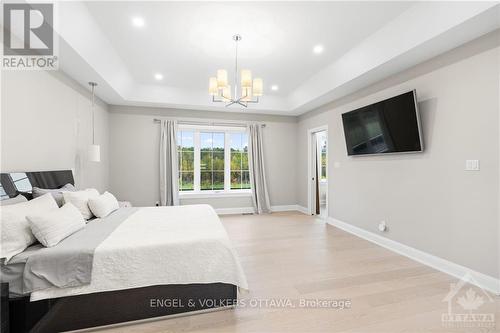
[153,118,265,128]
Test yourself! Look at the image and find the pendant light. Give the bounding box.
[208,34,263,107]
[88,82,100,162]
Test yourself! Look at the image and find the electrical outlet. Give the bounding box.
[465,160,480,171]
[378,221,387,232]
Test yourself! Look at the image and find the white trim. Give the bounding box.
[296,205,309,215]
[271,205,305,213]
[215,205,309,216]
[224,133,231,191]
[194,131,200,191]
[327,217,500,295]
[215,207,255,215]
[180,190,251,199]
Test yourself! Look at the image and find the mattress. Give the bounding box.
[30,204,248,301]
[1,244,43,297]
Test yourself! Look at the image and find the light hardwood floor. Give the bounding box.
[95,212,499,333]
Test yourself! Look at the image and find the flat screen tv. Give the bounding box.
[341,90,423,156]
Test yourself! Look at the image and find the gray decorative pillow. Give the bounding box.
[0,195,28,206]
[32,183,76,207]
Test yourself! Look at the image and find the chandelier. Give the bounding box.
[208,34,263,107]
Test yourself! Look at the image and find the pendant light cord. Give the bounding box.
[91,84,95,145]
[234,38,238,99]
[89,82,97,145]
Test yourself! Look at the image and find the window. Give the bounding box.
[178,131,194,191]
[0,185,8,199]
[177,126,250,195]
[230,133,250,189]
[0,173,32,200]
[200,132,225,190]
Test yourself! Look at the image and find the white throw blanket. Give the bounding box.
[31,205,248,301]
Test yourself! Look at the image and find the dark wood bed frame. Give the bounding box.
[0,170,238,332]
[10,283,237,333]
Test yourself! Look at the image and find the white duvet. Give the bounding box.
[31,205,248,301]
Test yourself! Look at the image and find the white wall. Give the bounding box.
[1,70,109,192]
[296,33,500,279]
[2,31,497,283]
[108,107,297,209]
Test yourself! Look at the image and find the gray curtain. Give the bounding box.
[247,123,271,214]
[159,119,179,206]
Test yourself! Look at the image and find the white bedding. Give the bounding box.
[30,204,248,301]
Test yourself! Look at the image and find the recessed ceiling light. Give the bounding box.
[154,73,163,80]
[271,85,279,91]
[313,44,324,54]
[132,17,145,27]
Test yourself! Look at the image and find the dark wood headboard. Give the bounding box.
[0,170,74,200]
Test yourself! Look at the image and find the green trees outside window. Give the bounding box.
[200,132,225,190]
[177,128,250,192]
[177,131,194,191]
[230,132,250,189]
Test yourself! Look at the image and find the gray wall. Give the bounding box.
[2,32,497,281]
[296,33,499,278]
[108,107,297,208]
[1,70,109,192]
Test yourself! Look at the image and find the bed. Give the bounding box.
[0,170,247,332]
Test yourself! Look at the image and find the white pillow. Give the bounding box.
[32,183,76,207]
[27,203,85,247]
[0,194,58,261]
[63,189,99,220]
[88,192,119,218]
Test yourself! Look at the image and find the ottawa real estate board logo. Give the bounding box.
[2,2,58,70]
[442,273,495,329]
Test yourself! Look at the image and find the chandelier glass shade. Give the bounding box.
[208,35,262,107]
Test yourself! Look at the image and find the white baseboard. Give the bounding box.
[328,217,500,295]
[215,205,309,215]
[296,205,309,215]
[215,207,255,215]
[271,205,307,213]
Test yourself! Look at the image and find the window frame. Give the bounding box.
[177,124,251,198]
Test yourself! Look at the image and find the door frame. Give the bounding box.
[307,125,328,218]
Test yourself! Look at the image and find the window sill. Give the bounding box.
[179,190,252,199]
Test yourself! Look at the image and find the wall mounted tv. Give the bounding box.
[341,90,423,156]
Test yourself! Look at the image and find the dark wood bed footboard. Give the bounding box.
[9,283,237,333]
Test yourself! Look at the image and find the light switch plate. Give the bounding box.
[465,160,480,171]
